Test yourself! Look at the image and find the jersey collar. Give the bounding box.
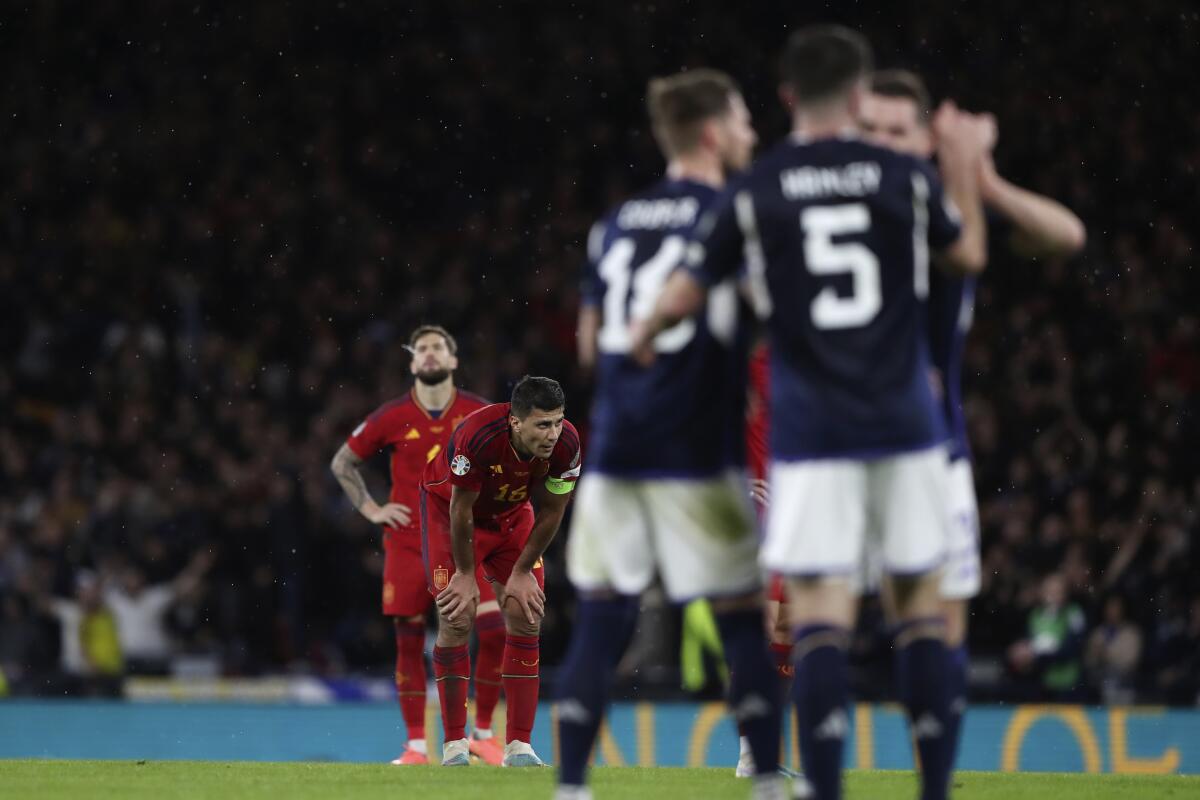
[411,386,457,420]
[788,128,861,145]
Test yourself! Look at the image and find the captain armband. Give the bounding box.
[544,476,577,495]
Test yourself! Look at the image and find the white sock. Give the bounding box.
[407,738,427,755]
[739,735,752,757]
[473,728,494,741]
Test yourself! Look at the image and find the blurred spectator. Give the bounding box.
[1085,595,1142,704]
[1008,574,1086,700]
[1153,594,1200,706]
[42,572,124,696]
[101,551,216,675]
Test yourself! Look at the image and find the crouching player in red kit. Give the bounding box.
[331,325,505,765]
[421,375,581,767]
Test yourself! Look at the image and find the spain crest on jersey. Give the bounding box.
[433,567,450,590]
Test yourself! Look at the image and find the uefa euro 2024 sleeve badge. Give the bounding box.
[451,454,471,476]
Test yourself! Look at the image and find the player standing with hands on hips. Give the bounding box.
[330,326,503,765]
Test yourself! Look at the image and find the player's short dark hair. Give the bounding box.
[408,324,457,355]
[646,68,740,157]
[780,25,873,107]
[870,69,932,123]
[510,375,565,419]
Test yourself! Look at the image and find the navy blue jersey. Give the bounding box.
[928,213,1009,463]
[688,135,962,460]
[581,177,749,477]
[927,271,975,462]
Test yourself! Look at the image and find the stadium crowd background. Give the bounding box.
[1,2,1196,705]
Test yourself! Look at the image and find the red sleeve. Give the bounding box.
[745,343,770,481]
[445,415,490,493]
[548,420,583,484]
[346,404,396,459]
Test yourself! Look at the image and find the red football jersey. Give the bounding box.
[422,402,582,527]
[346,388,489,535]
[745,341,770,481]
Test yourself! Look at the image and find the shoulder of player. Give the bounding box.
[454,389,491,411]
[365,393,417,425]
[557,420,582,454]
[454,403,511,453]
[603,178,717,227]
[855,141,936,179]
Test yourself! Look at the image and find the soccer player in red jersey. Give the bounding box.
[421,375,581,767]
[330,325,505,766]
[738,340,799,782]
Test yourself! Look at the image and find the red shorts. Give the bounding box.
[383,529,496,617]
[419,491,544,597]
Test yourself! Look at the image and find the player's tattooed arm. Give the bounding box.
[330,443,411,528]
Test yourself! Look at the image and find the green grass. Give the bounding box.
[0,761,1197,799]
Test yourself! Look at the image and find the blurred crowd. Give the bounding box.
[1,2,1196,703]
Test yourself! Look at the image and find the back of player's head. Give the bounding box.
[510,375,565,419]
[408,324,457,354]
[870,69,932,124]
[646,68,740,158]
[780,25,873,108]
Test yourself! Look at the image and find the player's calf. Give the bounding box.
[889,574,953,800]
[433,609,475,753]
[500,600,543,754]
[556,593,638,789]
[710,593,782,780]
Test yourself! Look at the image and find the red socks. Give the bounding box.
[395,620,427,741]
[502,634,540,743]
[473,612,506,731]
[433,644,470,741]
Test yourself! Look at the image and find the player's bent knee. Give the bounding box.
[501,606,541,637]
[437,610,475,641]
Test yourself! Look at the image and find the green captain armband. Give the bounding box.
[545,476,576,495]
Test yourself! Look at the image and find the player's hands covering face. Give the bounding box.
[504,570,546,625]
[437,570,480,622]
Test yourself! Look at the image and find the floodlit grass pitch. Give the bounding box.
[0,761,1197,799]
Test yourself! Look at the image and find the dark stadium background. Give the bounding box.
[1,2,1196,705]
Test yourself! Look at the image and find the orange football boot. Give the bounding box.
[468,735,504,765]
[390,745,428,765]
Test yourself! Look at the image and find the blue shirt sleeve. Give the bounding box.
[916,160,963,251]
[684,186,745,287]
[579,221,607,307]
